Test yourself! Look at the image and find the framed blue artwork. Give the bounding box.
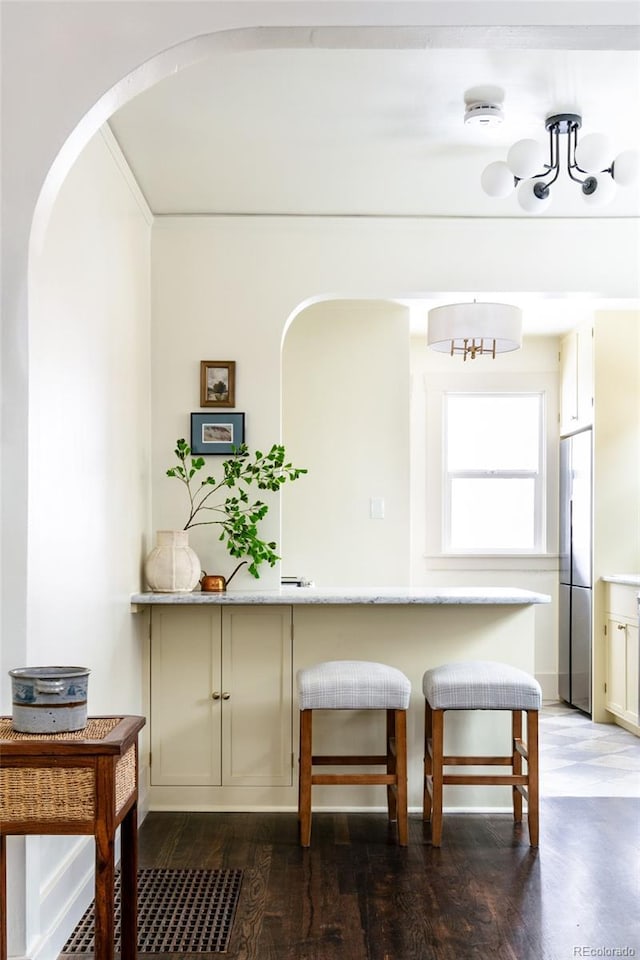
[190,412,245,455]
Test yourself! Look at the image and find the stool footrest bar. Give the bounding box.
[312,773,398,786]
[442,755,517,766]
[443,774,529,786]
[311,755,388,766]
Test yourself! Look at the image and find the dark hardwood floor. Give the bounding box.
[136,801,640,960]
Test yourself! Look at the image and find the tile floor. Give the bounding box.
[540,700,640,797]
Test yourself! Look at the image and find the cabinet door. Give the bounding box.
[221,606,292,786]
[560,330,578,434]
[576,321,593,428]
[559,322,593,435]
[625,623,639,722]
[150,607,222,786]
[606,617,627,717]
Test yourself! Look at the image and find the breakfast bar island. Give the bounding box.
[131,587,550,813]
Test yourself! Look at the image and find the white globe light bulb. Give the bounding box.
[507,139,546,179]
[517,179,551,214]
[612,149,640,187]
[481,161,515,198]
[582,175,617,207]
[575,133,611,173]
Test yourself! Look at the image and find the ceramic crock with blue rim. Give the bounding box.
[9,666,90,733]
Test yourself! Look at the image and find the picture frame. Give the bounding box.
[190,412,245,455]
[200,360,236,408]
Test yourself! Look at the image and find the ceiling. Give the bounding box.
[107,27,640,335]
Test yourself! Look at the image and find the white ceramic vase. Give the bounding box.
[144,530,201,593]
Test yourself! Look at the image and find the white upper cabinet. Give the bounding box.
[559,320,594,435]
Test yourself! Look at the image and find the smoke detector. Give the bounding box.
[464,102,504,127]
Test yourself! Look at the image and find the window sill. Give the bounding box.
[426,553,559,560]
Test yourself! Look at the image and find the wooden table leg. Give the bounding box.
[120,803,138,960]
[94,826,116,960]
[0,834,7,960]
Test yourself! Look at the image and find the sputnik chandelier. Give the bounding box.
[480,112,639,213]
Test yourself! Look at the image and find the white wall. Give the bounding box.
[282,299,410,586]
[20,128,152,959]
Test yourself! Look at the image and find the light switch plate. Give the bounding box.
[370,497,385,519]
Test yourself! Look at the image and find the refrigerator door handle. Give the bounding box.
[569,497,573,579]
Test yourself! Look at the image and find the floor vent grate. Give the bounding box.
[61,868,243,954]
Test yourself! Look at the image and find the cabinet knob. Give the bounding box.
[211,691,221,700]
[222,692,231,700]
[617,623,627,631]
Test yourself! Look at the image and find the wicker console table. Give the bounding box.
[0,715,145,960]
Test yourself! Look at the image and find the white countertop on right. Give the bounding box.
[601,574,640,587]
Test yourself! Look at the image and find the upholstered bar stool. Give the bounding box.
[297,660,411,847]
[422,660,541,847]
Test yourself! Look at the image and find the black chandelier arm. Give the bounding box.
[565,124,613,185]
[567,125,590,183]
[521,125,560,189]
[513,170,554,185]
[512,128,557,185]
[549,124,560,172]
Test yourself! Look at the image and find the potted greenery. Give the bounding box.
[144,439,306,592]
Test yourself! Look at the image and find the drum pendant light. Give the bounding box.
[427,301,522,361]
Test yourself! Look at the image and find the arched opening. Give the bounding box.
[281,299,411,587]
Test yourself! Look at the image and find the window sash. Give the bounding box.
[443,392,545,554]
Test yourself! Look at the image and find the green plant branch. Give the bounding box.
[166,438,306,578]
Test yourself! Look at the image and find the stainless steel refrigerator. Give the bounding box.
[559,428,593,715]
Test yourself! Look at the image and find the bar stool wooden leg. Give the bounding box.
[386,709,397,823]
[527,710,540,847]
[430,708,445,847]
[423,699,433,822]
[394,709,408,847]
[512,709,523,823]
[299,709,313,847]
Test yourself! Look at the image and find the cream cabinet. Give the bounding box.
[559,320,593,435]
[150,605,293,788]
[604,584,639,734]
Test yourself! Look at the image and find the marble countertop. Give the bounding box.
[601,574,640,587]
[131,586,551,606]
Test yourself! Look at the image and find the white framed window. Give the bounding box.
[443,392,545,553]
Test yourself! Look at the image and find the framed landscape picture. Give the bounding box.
[191,412,245,455]
[200,360,236,407]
